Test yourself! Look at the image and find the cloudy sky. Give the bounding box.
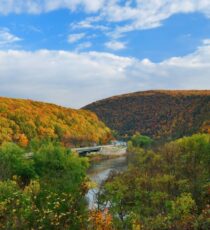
[0,0,210,108]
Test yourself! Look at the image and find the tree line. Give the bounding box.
[0,97,112,147]
[96,133,210,229]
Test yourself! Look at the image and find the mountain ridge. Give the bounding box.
[84,90,210,140]
[0,97,112,147]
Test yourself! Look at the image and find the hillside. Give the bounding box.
[0,97,112,147]
[84,90,210,140]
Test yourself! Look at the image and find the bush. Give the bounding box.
[130,132,153,148]
[0,143,36,185]
[98,134,210,229]
[0,141,90,229]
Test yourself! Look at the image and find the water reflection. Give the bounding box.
[86,156,128,209]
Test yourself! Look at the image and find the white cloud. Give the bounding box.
[203,39,210,45]
[102,0,210,37]
[70,16,109,31]
[0,41,210,108]
[105,41,126,50]
[0,0,105,14]
[0,28,21,46]
[75,42,92,51]
[1,1,210,39]
[68,33,85,43]
[0,1,210,29]
[71,1,210,38]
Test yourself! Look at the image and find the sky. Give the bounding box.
[0,0,210,108]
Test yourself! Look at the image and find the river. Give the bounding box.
[86,156,128,209]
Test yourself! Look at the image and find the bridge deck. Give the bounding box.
[73,146,102,154]
[73,144,127,156]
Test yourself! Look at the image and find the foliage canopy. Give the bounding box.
[0,97,112,147]
[84,90,210,140]
[97,134,210,229]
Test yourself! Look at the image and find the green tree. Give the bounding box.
[130,132,153,149]
[0,142,90,229]
[0,143,36,185]
[33,142,89,193]
[98,134,210,229]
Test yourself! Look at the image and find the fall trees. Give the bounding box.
[84,90,210,140]
[0,133,209,229]
[0,97,112,147]
[0,141,90,229]
[97,134,210,229]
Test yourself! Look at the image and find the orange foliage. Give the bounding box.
[0,97,112,147]
[18,134,29,147]
[88,209,113,230]
[84,90,210,140]
[201,120,210,134]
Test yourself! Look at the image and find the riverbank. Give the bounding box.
[88,153,124,162]
[87,146,127,162]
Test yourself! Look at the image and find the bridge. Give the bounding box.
[73,146,102,155]
[25,142,127,158]
[73,143,127,156]
[24,147,103,159]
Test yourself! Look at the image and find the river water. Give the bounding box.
[86,156,128,209]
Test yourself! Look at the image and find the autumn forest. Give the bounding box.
[0,97,112,147]
[1,1,210,229]
[0,91,209,230]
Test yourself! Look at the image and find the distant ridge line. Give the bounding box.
[83,90,210,108]
[83,89,210,140]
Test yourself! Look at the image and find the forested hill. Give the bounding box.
[84,90,210,140]
[0,97,112,147]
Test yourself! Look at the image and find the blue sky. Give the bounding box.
[0,0,210,108]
